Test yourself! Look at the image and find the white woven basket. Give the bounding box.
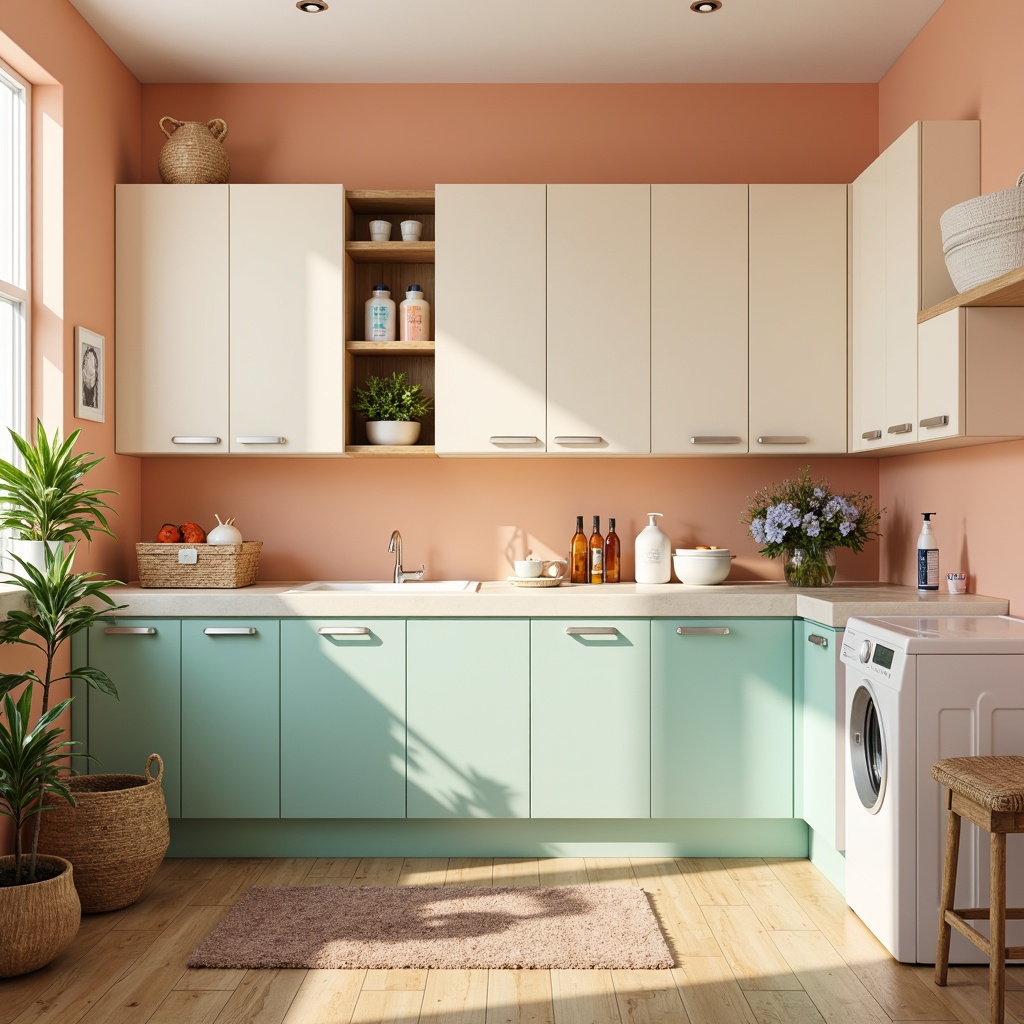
[940,173,1024,293]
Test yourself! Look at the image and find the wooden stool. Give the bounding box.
[932,756,1024,1024]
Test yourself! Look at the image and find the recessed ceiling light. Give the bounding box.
[296,0,328,11]
[690,1,722,11]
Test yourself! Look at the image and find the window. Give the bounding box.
[0,58,28,467]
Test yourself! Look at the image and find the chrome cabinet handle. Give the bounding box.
[489,435,541,445]
[565,626,618,636]
[103,626,156,635]
[920,415,950,429]
[317,626,371,636]
[808,633,829,648]
[553,436,604,445]
[887,423,913,435]
[203,627,257,635]
[861,429,882,441]
[236,436,286,445]
[676,626,731,636]
[171,436,221,445]
[756,436,808,445]
[690,435,742,445]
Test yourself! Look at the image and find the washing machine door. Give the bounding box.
[850,681,886,813]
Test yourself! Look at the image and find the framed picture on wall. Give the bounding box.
[74,326,105,423]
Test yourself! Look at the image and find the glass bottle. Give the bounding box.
[570,516,587,584]
[589,515,604,584]
[604,517,620,583]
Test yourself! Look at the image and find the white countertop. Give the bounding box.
[29,580,1006,628]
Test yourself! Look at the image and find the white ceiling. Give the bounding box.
[67,0,946,85]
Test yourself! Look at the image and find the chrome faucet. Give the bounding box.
[388,530,425,584]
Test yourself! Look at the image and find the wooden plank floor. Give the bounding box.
[3,856,1022,1024]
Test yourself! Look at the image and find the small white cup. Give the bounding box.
[369,220,392,242]
[400,220,422,241]
[514,558,544,578]
[947,572,967,595]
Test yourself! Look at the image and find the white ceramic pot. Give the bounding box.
[1,539,66,580]
[365,420,421,446]
[672,548,733,586]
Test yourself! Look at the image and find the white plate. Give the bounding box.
[507,575,564,588]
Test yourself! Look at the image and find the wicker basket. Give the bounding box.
[940,173,1024,293]
[136,540,261,588]
[37,755,170,914]
[157,116,230,184]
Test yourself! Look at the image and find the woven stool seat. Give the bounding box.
[932,756,1024,811]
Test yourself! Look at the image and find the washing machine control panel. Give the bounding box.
[841,630,898,681]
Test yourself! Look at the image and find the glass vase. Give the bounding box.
[783,546,837,588]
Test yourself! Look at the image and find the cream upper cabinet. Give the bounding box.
[434,184,547,454]
[116,185,230,456]
[228,185,344,455]
[547,185,651,455]
[917,308,1024,447]
[651,185,748,455]
[850,120,980,451]
[115,184,344,456]
[749,184,848,455]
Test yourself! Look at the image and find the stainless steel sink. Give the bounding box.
[287,580,479,594]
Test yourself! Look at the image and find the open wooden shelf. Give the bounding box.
[919,264,1024,322]
[346,189,435,214]
[346,241,435,264]
[345,445,437,457]
[347,341,435,355]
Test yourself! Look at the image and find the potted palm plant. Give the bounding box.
[0,684,82,976]
[0,419,117,576]
[352,370,432,445]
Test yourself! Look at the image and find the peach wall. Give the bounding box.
[135,82,882,584]
[878,0,1024,613]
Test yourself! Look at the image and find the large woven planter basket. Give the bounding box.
[38,754,170,913]
[0,854,81,977]
[157,116,230,184]
[940,172,1024,293]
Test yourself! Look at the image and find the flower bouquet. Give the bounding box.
[741,468,883,587]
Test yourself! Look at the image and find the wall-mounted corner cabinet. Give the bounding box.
[115,184,345,456]
[344,189,436,456]
[850,120,980,453]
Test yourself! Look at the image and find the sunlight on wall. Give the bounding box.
[40,111,63,429]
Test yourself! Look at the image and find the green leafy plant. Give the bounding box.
[0,419,117,541]
[352,371,432,423]
[0,685,79,885]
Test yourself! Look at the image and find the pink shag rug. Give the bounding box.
[187,885,673,970]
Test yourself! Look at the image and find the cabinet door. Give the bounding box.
[407,618,530,818]
[547,185,651,454]
[83,620,182,818]
[917,308,964,442]
[280,619,406,818]
[531,619,650,818]
[850,154,889,452]
[229,185,345,454]
[435,185,547,454]
[794,622,844,850]
[651,619,792,819]
[749,185,847,454]
[181,619,280,818]
[115,185,229,455]
[652,185,748,454]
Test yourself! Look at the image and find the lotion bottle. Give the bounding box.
[365,284,396,341]
[635,512,670,584]
[400,284,430,342]
[917,512,939,592]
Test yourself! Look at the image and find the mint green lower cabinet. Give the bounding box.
[795,620,844,850]
[280,619,406,818]
[407,618,530,818]
[181,619,280,818]
[530,619,651,819]
[82,619,182,818]
[651,618,793,818]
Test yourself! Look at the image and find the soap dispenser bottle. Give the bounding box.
[917,512,939,592]
[400,284,430,342]
[365,284,396,341]
[635,512,670,584]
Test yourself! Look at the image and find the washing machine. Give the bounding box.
[842,615,1024,963]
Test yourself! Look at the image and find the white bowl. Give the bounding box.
[672,549,732,585]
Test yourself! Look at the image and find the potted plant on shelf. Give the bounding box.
[352,370,432,446]
[0,683,82,976]
[0,420,117,576]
